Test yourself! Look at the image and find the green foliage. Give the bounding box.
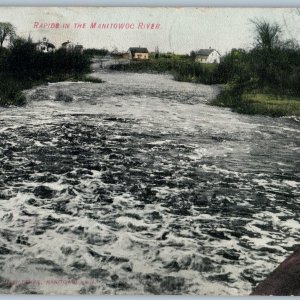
[0,38,91,106]
[214,48,251,85]
[110,56,219,85]
[252,19,281,51]
[83,48,108,56]
[212,89,300,117]
[0,76,26,106]
[0,22,16,48]
[190,51,196,62]
[225,20,300,95]
[212,20,300,116]
[4,38,90,79]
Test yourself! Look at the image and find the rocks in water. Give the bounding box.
[121,262,133,272]
[61,246,74,256]
[208,230,230,240]
[110,274,119,281]
[208,272,235,283]
[16,235,30,246]
[160,276,185,293]
[164,260,181,272]
[190,257,216,273]
[89,268,110,278]
[191,194,210,207]
[149,211,162,221]
[33,186,55,199]
[219,249,240,261]
[0,245,12,255]
[55,90,73,102]
[70,260,88,271]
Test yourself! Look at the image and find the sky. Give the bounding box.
[0,7,300,54]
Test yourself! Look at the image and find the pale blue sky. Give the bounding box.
[0,7,300,54]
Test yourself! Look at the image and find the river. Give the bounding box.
[0,65,299,295]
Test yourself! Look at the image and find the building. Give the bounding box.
[61,40,75,51]
[128,47,149,60]
[111,49,124,59]
[74,44,84,53]
[36,37,55,53]
[195,48,221,64]
[61,41,83,52]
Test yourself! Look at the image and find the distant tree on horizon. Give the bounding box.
[190,50,196,62]
[251,19,282,51]
[0,22,16,48]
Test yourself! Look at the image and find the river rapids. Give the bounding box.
[0,66,299,295]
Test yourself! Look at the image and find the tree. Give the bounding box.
[0,22,16,48]
[252,19,281,51]
[154,46,159,59]
[190,50,196,62]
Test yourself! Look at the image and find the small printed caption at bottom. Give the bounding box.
[1,279,97,285]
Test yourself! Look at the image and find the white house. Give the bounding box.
[35,37,55,53]
[195,48,221,64]
[128,47,149,60]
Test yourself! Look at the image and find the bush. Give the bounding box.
[0,76,26,106]
[0,38,91,106]
[55,90,73,102]
[83,48,108,56]
[4,38,90,79]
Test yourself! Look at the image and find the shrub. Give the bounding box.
[55,90,73,102]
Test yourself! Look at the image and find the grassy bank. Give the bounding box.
[211,87,300,117]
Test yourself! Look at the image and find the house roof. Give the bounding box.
[61,41,73,47]
[195,49,215,57]
[35,41,55,48]
[47,43,55,48]
[128,47,149,54]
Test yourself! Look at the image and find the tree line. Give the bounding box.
[216,20,300,96]
[0,22,90,106]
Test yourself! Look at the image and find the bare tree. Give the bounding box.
[0,22,16,48]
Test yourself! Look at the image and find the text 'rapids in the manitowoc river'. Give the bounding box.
[33,22,161,30]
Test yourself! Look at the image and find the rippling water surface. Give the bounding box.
[0,67,299,295]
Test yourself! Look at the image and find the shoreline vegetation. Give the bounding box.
[1,20,300,117]
[110,56,220,84]
[111,57,300,117]
[0,38,102,107]
[111,20,300,118]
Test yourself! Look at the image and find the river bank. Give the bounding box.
[0,73,103,107]
[110,57,300,118]
[0,40,102,107]
[211,87,300,118]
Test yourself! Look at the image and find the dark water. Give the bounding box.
[0,67,299,295]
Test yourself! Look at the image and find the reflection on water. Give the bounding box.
[0,69,299,295]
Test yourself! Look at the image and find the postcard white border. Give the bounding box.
[0,1,298,300]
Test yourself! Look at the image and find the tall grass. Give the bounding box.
[211,89,300,117]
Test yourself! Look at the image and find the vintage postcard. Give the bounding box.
[0,6,299,296]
